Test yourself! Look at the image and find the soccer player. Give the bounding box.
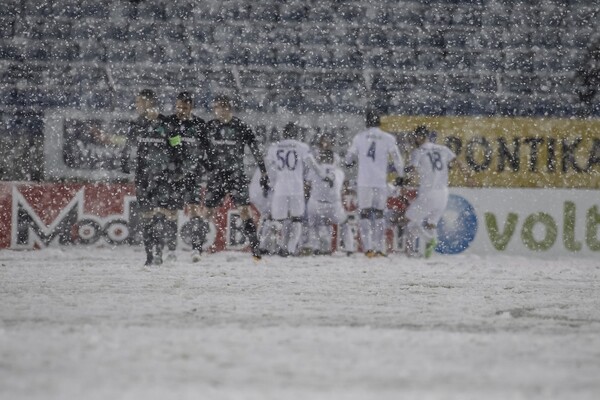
[249,166,278,255]
[202,95,269,260]
[121,89,182,266]
[165,91,211,262]
[265,122,330,257]
[345,109,404,257]
[404,125,457,258]
[306,140,355,255]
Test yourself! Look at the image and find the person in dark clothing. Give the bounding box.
[121,89,182,266]
[165,91,212,262]
[202,95,270,260]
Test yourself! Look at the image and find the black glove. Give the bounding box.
[323,176,334,188]
[394,177,406,187]
[260,174,270,196]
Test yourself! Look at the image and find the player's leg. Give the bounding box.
[195,173,227,261]
[137,180,162,266]
[357,187,374,256]
[371,188,388,256]
[334,206,355,254]
[421,190,449,258]
[405,193,428,257]
[285,196,306,256]
[232,172,263,259]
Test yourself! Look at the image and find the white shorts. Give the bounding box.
[307,199,347,225]
[271,195,305,220]
[357,187,388,210]
[406,189,449,226]
[250,191,272,216]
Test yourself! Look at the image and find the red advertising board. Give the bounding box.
[0,182,414,252]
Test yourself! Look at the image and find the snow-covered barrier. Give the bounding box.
[1,182,598,258]
[0,182,241,252]
[440,189,600,257]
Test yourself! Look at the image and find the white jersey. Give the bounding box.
[307,163,344,204]
[410,142,456,192]
[265,139,315,197]
[249,167,272,215]
[345,127,404,189]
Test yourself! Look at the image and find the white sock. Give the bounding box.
[359,218,372,252]
[372,217,386,253]
[287,221,303,254]
[340,222,356,253]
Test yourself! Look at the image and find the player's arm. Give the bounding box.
[241,123,267,175]
[305,154,335,186]
[120,123,136,174]
[344,138,358,167]
[389,142,406,186]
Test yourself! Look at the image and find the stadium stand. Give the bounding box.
[0,0,599,179]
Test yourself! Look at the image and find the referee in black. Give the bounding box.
[165,91,212,262]
[202,95,269,261]
[121,89,182,266]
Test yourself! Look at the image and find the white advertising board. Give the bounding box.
[439,188,600,258]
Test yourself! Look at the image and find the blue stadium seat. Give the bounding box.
[0,43,23,61]
[416,47,445,70]
[308,4,334,23]
[2,63,44,85]
[80,0,110,19]
[447,74,473,94]
[23,0,53,17]
[105,41,136,63]
[105,21,130,41]
[136,0,167,21]
[78,40,107,62]
[126,20,158,41]
[165,2,195,21]
[0,0,21,18]
[0,17,15,38]
[22,40,51,61]
[186,25,214,43]
[503,49,534,73]
[160,42,191,64]
[71,18,108,40]
[49,41,80,61]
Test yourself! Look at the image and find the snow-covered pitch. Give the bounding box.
[1,247,599,400]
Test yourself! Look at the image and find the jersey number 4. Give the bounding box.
[367,142,376,161]
[276,149,298,171]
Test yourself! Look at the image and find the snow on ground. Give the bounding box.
[0,247,599,400]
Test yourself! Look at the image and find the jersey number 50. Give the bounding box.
[276,149,298,170]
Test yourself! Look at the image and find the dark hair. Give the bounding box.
[138,89,158,106]
[282,122,299,139]
[414,125,429,138]
[365,109,381,128]
[212,94,232,108]
[177,91,194,104]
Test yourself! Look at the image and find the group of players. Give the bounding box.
[121,89,462,266]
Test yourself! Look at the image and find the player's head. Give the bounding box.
[365,109,381,128]
[414,125,431,146]
[136,89,158,116]
[212,94,233,122]
[282,122,300,140]
[318,148,334,165]
[317,134,334,151]
[176,91,194,120]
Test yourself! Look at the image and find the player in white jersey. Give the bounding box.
[345,110,404,257]
[265,122,330,256]
[249,167,279,255]
[306,146,356,255]
[405,126,457,258]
